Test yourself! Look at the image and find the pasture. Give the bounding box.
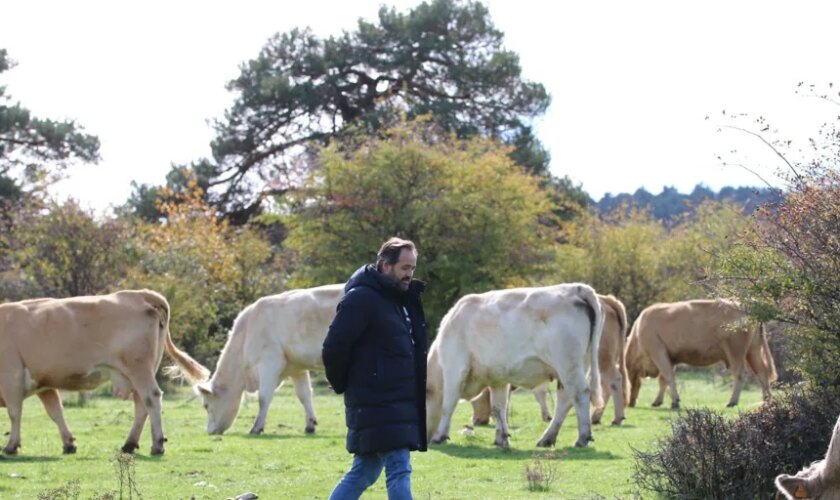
[0,371,764,499]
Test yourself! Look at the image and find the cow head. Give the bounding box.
[195,381,241,435]
[775,413,840,500]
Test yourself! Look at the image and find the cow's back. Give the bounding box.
[435,285,595,387]
[638,299,750,366]
[0,290,166,391]
[241,284,344,371]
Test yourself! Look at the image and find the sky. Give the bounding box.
[3,0,840,213]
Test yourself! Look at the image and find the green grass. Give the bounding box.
[0,370,764,499]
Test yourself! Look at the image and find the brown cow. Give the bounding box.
[471,294,630,426]
[0,290,209,455]
[626,298,777,409]
[775,412,840,499]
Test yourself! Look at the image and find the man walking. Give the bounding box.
[322,237,428,500]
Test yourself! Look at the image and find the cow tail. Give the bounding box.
[602,295,631,407]
[580,286,604,408]
[760,323,778,383]
[145,290,211,383]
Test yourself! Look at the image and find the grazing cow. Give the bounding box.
[626,299,777,409]
[426,283,604,448]
[0,290,209,455]
[194,284,344,435]
[775,412,840,500]
[470,294,630,426]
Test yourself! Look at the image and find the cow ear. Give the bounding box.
[194,382,213,396]
[775,475,812,499]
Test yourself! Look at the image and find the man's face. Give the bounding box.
[382,248,417,291]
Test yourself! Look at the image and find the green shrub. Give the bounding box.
[633,386,840,499]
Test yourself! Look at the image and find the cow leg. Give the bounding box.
[746,348,772,401]
[250,360,284,435]
[129,374,165,455]
[489,385,511,448]
[37,390,76,454]
[652,375,668,407]
[726,359,747,407]
[430,368,466,444]
[292,371,317,434]
[648,347,679,409]
[122,391,147,453]
[3,393,24,455]
[591,378,611,425]
[533,383,552,422]
[536,381,574,448]
[470,388,492,426]
[609,367,626,425]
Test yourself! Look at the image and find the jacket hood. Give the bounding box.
[345,264,426,298]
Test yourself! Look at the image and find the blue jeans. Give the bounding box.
[329,448,412,500]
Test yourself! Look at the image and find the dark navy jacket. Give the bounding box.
[322,264,428,455]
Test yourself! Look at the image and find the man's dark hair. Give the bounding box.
[376,237,417,271]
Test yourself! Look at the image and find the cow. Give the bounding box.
[775,412,840,500]
[426,283,604,449]
[193,284,344,435]
[626,298,778,409]
[470,294,630,426]
[0,290,209,455]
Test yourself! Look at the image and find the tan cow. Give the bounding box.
[776,412,840,499]
[470,294,630,426]
[626,299,777,409]
[0,290,209,455]
[194,284,344,435]
[427,283,604,449]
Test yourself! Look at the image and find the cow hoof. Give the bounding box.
[671,402,680,410]
[304,426,316,434]
[628,401,636,408]
[592,418,602,425]
[536,438,555,448]
[63,443,77,454]
[651,400,663,407]
[574,439,590,448]
[611,420,623,426]
[121,442,139,454]
[151,446,165,456]
[726,402,737,408]
[3,445,19,455]
[249,427,263,435]
[430,435,449,444]
[472,417,490,426]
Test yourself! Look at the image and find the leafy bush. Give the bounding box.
[634,386,840,499]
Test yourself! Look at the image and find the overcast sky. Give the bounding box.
[3,0,839,212]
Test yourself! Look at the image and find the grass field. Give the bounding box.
[0,370,764,499]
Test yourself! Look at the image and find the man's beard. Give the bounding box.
[384,271,410,291]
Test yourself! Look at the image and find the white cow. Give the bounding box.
[194,284,344,435]
[0,290,209,455]
[426,283,604,448]
[776,412,840,499]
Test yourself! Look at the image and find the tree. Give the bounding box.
[160,0,550,221]
[280,119,556,331]
[123,180,285,365]
[0,49,100,206]
[7,200,128,297]
[555,201,745,321]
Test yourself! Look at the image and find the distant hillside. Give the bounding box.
[592,185,782,221]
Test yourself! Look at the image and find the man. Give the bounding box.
[322,237,428,500]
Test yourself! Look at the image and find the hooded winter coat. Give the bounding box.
[322,264,428,455]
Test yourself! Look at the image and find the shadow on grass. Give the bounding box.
[430,443,620,461]
[0,454,60,463]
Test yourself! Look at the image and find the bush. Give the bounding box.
[633,386,840,499]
